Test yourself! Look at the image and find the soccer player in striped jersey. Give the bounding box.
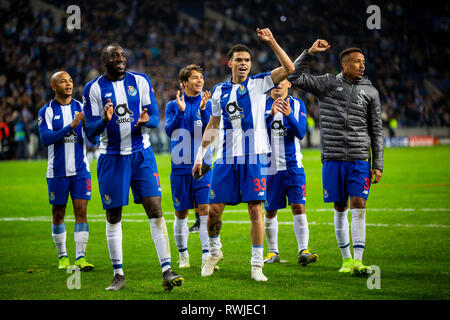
[38,71,94,272]
[83,43,183,291]
[165,65,214,270]
[193,28,294,281]
[263,79,319,266]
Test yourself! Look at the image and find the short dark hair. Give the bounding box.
[226,44,252,61]
[178,64,203,83]
[100,43,122,62]
[339,47,363,62]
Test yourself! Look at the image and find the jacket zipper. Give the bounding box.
[344,84,354,160]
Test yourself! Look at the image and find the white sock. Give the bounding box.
[106,220,123,276]
[264,216,279,254]
[199,215,209,259]
[351,208,366,261]
[334,209,352,259]
[174,216,189,258]
[251,245,264,268]
[293,214,309,254]
[74,222,89,260]
[52,223,67,258]
[208,235,222,256]
[149,217,172,273]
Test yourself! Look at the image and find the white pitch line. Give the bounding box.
[0,217,448,229]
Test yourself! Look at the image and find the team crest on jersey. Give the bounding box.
[196,110,202,120]
[104,194,112,205]
[238,85,247,95]
[209,190,215,200]
[49,192,55,201]
[128,86,137,96]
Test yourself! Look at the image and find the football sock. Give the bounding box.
[293,213,309,254]
[334,209,352,259]
[74,222,89,260]
[351,208,366,261]
[173,216,189,258]
[52,223,67,258]
[106,220,124,276]
[199,215,209,259]
[251,245,264,268]
[149,217,171,273]
[208,235,222,256]
[264,216,279,254]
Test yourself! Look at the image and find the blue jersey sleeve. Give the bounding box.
[37,105,73,147]
[164,100,185,137]
[140,73,160,128]
[83,81,107,139]
[285,98,307,140]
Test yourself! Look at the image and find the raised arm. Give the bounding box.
[256,28,294,86]
[288,39,331,96]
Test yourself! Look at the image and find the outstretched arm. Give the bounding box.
[288,39,331,96]
[256,28,294,86]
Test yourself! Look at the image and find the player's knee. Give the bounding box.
[350,197,366,209]
[106,208,122,224]
[175,210,189,219]
[291,203,305,215]
[52,205,66,223]
[142,196,162,219]
[334,201,348,212]
[265,210,277,219]
[196,204,209,216]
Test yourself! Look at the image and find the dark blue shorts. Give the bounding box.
[47,171,91,205]
[170,170,212,211]
[322,160,371,203]
[97,147,161,209]
[265,168,306,211]
[209,155,266,205]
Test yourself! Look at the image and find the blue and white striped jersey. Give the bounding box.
[83,72,159,155]
[38,99,90,178]
[265,95,307,173]
[211,72,275,158]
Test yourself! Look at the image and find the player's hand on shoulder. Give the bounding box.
[308,39,331,55]
[103,99,114,122]
[200,90,211,110]
[256,28,274,43]
[176,90,186,112]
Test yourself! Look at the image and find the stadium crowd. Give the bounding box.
[0,0,448,160]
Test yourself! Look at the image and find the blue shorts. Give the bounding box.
[322,160,371,203]
[47,172,91,205]
[170,170,212,211]
[209,155,266,205]
[265,168,306,211]
[97,147,161,209]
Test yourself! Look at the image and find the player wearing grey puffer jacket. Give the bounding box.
[287,39,383,276]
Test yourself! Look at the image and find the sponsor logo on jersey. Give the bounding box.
[114,103,134,124]
[271,120,287,136]
[64,130,78,143]
[225,101,244,121]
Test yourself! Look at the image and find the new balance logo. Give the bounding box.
[258,192,264,196]
[104,93,112,98]
[336,87,344,92]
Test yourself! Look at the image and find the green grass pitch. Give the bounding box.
[0,146,449,300]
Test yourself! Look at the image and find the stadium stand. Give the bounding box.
[0,0,448,159]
